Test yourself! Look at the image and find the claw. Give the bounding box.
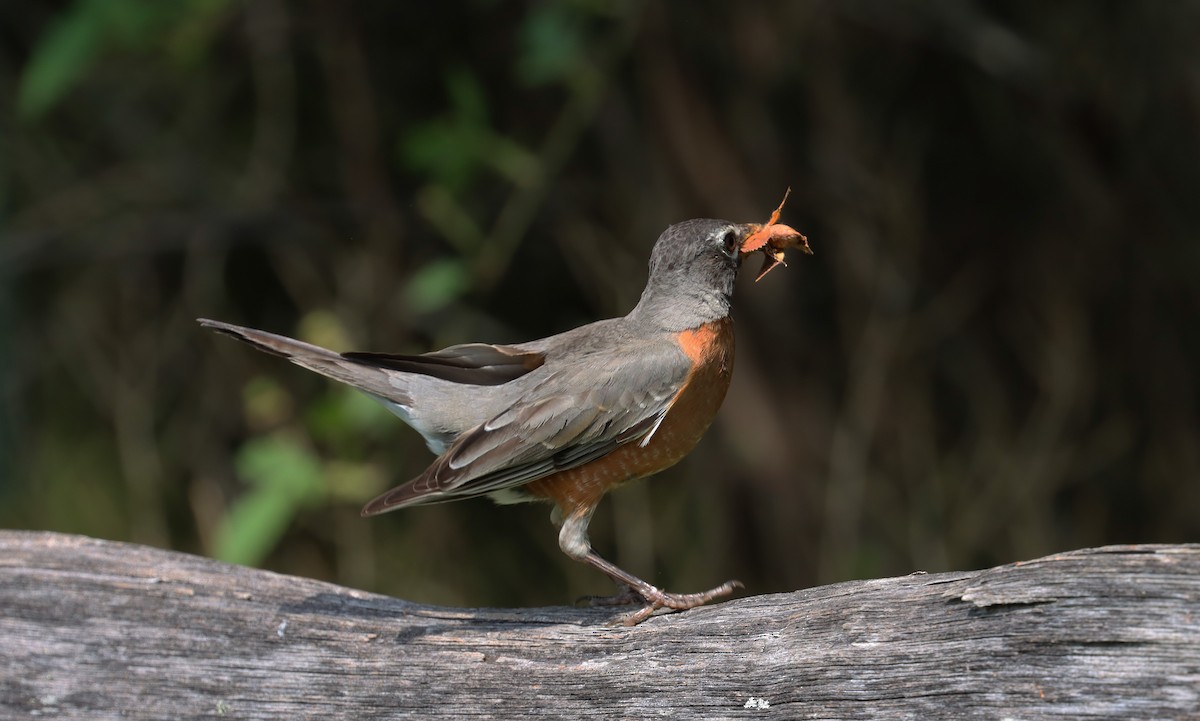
[604,579,744,626]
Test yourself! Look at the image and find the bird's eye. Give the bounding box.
[720,229,740,255]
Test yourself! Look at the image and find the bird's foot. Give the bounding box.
[571,547,742,624]
[608,579,744,626]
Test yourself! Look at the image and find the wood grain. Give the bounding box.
[2,531,1197,719]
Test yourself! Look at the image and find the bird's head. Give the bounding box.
[632,208,810,330]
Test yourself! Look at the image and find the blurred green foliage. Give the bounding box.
[403,258,472,315]
[216,433,325,567]
[516,3,589,86]
[403,69,541,192]
[3,1,1198,609]
[18,0,229,120]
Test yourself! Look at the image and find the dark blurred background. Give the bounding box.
[2,1,1198,607]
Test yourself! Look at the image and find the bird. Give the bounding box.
[199,209,809,624]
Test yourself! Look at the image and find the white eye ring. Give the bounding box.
[719,229,739,255]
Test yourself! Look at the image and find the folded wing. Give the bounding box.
[361,339,691,514]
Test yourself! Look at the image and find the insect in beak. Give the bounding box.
[740,188,812,282]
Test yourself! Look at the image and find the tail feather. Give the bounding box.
[198,318,340,360]
[197,318,411,405]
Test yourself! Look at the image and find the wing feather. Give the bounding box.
[343,343,544,386]
[361,339,690,515]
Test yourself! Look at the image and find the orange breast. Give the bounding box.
[525,317,735,511]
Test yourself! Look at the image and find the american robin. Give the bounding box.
[200,212,809,624]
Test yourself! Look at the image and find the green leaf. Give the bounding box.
[18,0,231,120]
[211,483,297,567]
[404,258,471,313]
[235,434,325,497]
[306,386,395,448]
[212,435,326,566]
[400,69,493,190]
[446,67,488,125]
[18,0,106,120]
[516,5,586,86]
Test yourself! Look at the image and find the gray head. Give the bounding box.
[628,218,752,331]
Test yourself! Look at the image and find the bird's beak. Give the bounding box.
[738,222,812,282]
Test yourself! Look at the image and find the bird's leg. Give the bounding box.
[557,504,742,625]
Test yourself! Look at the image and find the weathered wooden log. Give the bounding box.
[2,531,1197,719]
